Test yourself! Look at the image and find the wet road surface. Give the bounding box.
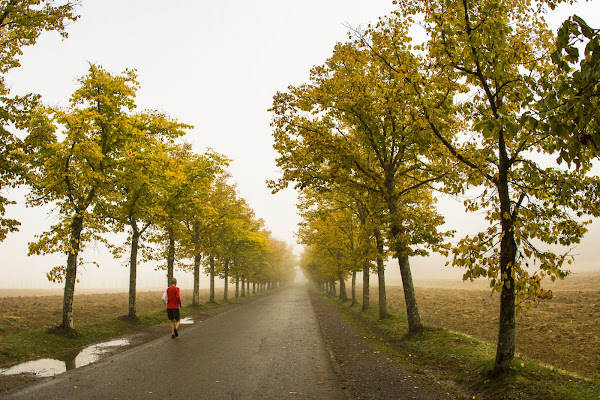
[3,285,346,400]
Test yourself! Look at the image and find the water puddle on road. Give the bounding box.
[0,339,130,378]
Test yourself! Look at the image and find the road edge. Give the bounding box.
[308,288,356,400]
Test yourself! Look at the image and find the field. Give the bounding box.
[0,288,224,338]
[376,273,600,381]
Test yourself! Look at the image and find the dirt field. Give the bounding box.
[0,288,224,338]
[376,273,600,381]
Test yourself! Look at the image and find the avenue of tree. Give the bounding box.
[0,1,296,335]
[1,0,599,379]
[269,0,600,375]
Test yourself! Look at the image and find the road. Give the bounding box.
[3,285,347,400]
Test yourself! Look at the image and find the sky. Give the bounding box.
[1,0,599,290]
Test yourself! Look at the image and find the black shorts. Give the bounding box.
[166,308,180,321]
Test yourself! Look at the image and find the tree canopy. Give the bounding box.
[0,0,79,241]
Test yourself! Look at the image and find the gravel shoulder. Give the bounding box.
[308,290,460,400]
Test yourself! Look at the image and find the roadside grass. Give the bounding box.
[0,293,259,367]
[318,290,600,400]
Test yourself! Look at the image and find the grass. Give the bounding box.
[0,312,165,363]
[318,290,600,400]
[0,295,250,367]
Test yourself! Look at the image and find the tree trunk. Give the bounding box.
[224,260,229,301]
[397,254,423,335]
[338,272,348,302]
[494,152,518,374]
[351,271,357,306]
[209,254,216,303]
[357,203,370,311]
[166,226,175,286]
[495,270,516,373]
[192,253,201,306]
[235,273,239,299]
[61,215,83,333]
[241,276,246,297]
[192,222,201,306]
[375,228,389,319]
[330,277,337,297]
[128,223,140,319]
[385,176,423,335]
[362,260,370,311]
[247,280,250,295]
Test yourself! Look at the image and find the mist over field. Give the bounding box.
[2,190,598,290]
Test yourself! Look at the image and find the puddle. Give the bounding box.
[0,339,129,378]
[0,359,66,378]
[179,317,194,325]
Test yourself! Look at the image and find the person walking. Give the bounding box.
[163,278,182,338]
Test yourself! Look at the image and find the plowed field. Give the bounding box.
[375,273,600,381]
[0,288,224,338]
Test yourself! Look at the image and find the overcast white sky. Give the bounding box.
[1,0,599,290]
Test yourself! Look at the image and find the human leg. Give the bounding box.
[167,309,176,338]
[173,309,180,336]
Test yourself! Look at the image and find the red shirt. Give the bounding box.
[166,285,182,309]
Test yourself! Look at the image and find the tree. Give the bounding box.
[298,186,380,306]
[26,65,139,333]
[198,174,239,303]
[229,223,269,297]
[0,0,78,241]
[270,38,452,335]
[265,237,297,287]
[393,0,600,373]
[149,144,196,288]
[232,227,272,295]
[176,151,229,306]
[297,190,367,302]
[215,196,261,301]
[300,245,329,289]
[102,115,191,319]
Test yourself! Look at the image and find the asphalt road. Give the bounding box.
[3,285,347,400]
